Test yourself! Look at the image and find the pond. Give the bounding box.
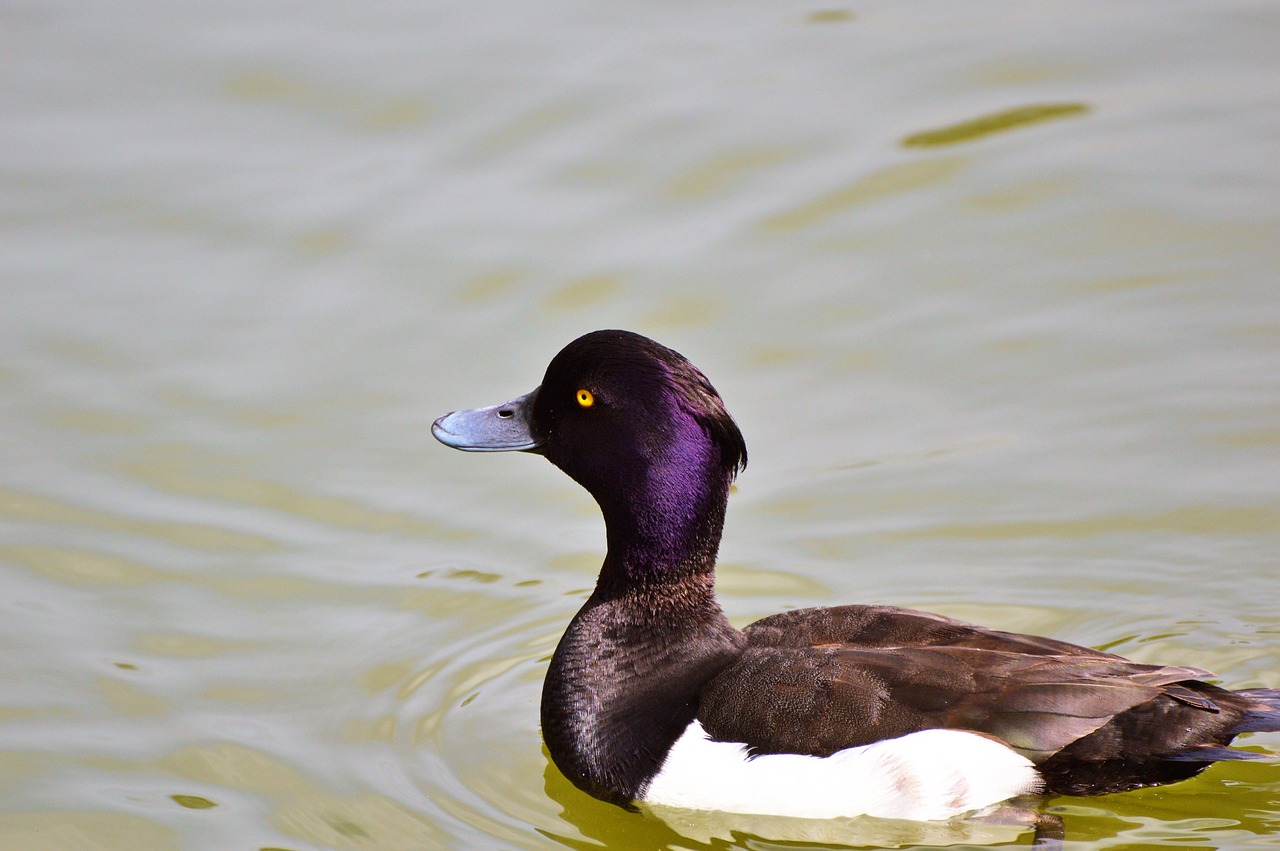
[2,1,1277,848]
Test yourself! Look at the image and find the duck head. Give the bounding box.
[433,330,747,581]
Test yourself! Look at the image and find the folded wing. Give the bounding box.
[697,605,1248,792]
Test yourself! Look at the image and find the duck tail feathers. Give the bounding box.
[1228,688,1280,735]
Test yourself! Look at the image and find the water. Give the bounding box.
[2,1,1278,848]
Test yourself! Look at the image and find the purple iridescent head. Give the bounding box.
[433,330,746,494]
[434,331,747,575]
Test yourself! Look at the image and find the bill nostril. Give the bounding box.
[497,409,513,419]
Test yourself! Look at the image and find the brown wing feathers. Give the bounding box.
[696,605,1263,793]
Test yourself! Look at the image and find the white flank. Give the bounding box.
[642,720,1042,821]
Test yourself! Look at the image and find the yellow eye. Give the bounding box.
[576,389,594,408]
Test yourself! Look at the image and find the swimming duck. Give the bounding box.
[432,329,1279,821]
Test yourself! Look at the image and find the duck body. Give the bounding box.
[432,329,1279,820]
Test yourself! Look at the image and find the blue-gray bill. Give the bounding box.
[432,389,542,452]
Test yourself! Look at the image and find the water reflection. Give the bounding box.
[2,0,1278,848]
[901,103,1090,148]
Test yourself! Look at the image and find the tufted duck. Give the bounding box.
[432,329,1279,820]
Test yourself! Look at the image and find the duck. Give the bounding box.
[431,329,1279,821]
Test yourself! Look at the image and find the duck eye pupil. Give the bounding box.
[576,389,594,408]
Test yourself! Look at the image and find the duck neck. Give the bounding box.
[594,441,733,592]
[541,442,745,804]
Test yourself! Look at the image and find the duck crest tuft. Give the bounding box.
[564,329,747,477]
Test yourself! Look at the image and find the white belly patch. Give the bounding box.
[641,720,1043,821]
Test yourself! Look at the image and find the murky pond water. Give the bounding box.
[3,1,1278,849]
